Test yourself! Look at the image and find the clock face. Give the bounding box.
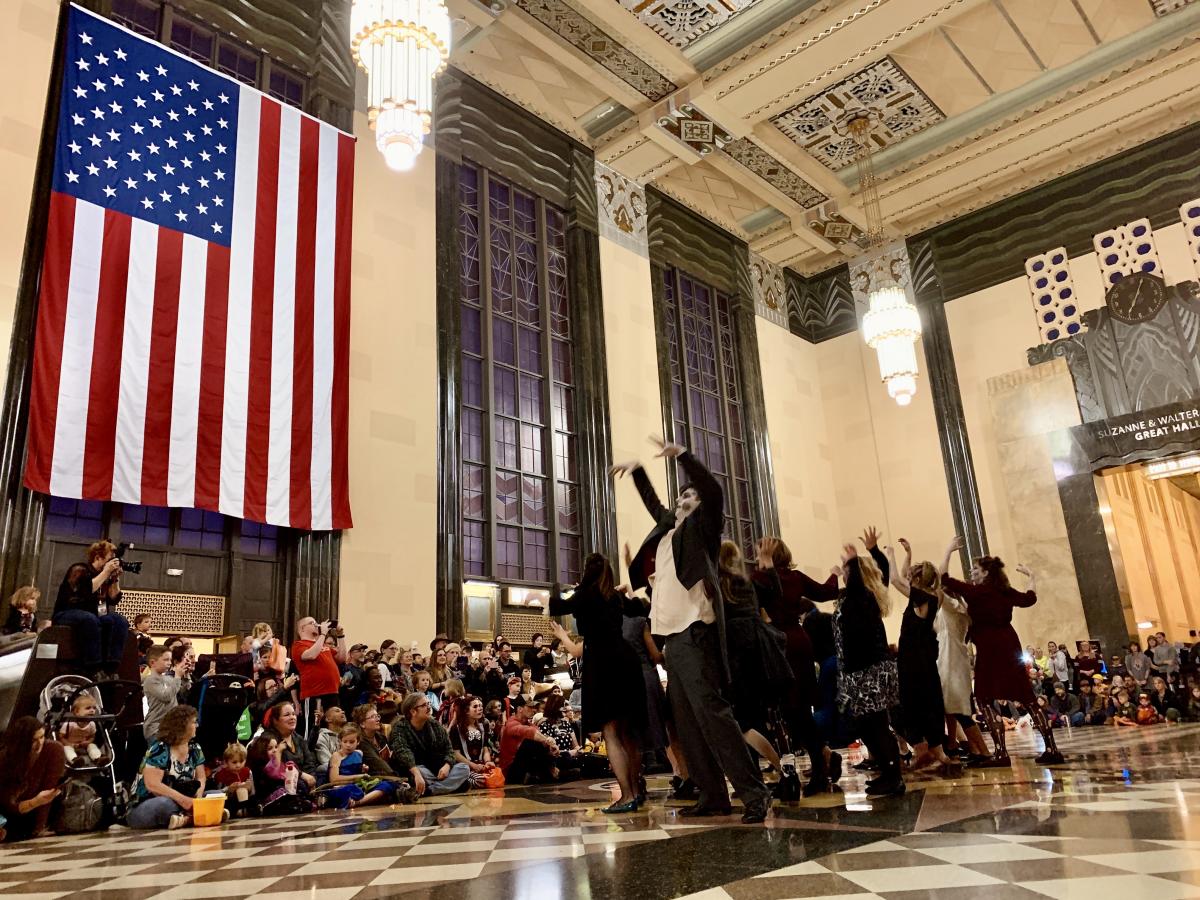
[1106,272,1167,324]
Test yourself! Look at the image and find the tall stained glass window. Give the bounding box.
[458,164,580,585]
[662,268,755,552]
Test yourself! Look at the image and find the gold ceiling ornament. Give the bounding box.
[350,0,452,172]
[844,112,923,407]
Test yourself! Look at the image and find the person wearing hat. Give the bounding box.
[497,696,560,784]
[339,644,369,712]
[430,634,449,654]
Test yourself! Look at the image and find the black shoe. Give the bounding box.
[1035,750,1065,765]
[972,754,1012,768]
[828,751,843,785]
[802,777,830,798]
[772,773,801,801]
[852,759,879,772]
[678,803,732,818]
[741,799,770,824]
[636,775,648,805]
[864,776,905,797]
[670,777,698,801]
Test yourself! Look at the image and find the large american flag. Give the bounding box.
[25,5,354,530]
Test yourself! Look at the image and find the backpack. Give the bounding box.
[52,778,104,834]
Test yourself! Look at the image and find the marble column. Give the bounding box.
[985,358,1126,649]
[906,238,989,568]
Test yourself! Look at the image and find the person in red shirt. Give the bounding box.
[291,617,347,739]
[497,696,559,784]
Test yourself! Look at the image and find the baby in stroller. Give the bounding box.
[58,693,108,767]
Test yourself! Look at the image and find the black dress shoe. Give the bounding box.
[741,799,770,824]
[670,777,698,801]
[678,803,732,817]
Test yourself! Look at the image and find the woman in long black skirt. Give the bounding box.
[550,553,647,813]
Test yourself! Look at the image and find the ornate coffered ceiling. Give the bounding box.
[445,0,1200,276]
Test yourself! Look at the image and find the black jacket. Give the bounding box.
[628,451,728,674]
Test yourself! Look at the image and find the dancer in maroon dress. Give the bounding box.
[939,537,1063,766]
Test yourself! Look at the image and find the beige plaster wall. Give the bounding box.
[336,126,438,646]
[0,0,58,387]
[597,238,668,575]
[755,319,840,576]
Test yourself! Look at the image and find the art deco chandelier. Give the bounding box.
[350,0,451,171]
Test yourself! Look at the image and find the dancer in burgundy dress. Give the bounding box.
[939,537,1063,766]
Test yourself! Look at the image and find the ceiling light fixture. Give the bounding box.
[350,0,451,172]
[846,113,922,407]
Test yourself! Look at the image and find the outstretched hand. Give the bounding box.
[841,543,858,565]
[860,526,880,550]
[898,537,911,554]
[947,535,964,554]
[1015,564,1033,579]
[610,461,641,479]
[649,435,685,459]
[756,537,780,569]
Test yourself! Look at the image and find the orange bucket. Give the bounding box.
[192,793,227,827]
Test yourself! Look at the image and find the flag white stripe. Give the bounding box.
[220,86,261,519]
[48,199,106,499]
[310,124,338,531]
[111,217,158,503]
[167,234,209,507]
[266,105,300,526]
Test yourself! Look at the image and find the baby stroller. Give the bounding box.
[39,674,133,831]
[194,672,256,765]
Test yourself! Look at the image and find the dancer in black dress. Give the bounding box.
[550,553,647,813]
[885,546,954,769]
[832,529,904,797]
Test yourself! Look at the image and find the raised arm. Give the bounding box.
[1012,565,1038,607]
[675,449,724,521]
[884,546,910,597]
[613,459,669,522]
[939,536,963,577]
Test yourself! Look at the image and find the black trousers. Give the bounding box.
[665,622,769,809]
[856,710,900,776]
[505,739,556,784]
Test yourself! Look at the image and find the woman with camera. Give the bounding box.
[52,540,130,680]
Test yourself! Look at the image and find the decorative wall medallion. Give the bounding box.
[1182,197,1200,280]
[618,0,765,48]
[848,240,910,307]
[513,0,677,100]
[1151,0,1195,15]
[772,57,944,171]
[1093,218,1162,287]
[1024,247,1083,343]
[750,252,787,327]
[596,161,648,255]
[657,100,733,155]
[722,138,827,209]
[805,201,867,249]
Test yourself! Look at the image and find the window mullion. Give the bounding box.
[711,293,740,539]
[536,197,561,584]
[479,170,498,582]
[673,269,694,492]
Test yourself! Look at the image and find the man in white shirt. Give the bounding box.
[613,436,769,824]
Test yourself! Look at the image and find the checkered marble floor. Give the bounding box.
[3,723,1200,899]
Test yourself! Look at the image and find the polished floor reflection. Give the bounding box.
[3,724,1200,899]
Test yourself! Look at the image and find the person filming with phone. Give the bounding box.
[51,540,131,681]
[291,617,348,739]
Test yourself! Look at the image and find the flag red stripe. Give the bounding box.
[290,116,319,530]
[243,97,281,524]
[140,227,184,506]
[25,192,77,493]
[81,210,132,498]
[331,132,355,529]
[194,243,229,510]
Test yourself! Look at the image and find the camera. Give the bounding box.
[115,542,143,575]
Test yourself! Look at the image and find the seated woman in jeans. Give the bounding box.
[0,716,67,841]
[52,541,129,679]
[128,705,212,829]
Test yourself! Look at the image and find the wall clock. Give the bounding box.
[1105,272,1167,324]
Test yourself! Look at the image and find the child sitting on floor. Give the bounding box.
[323,724,398,810]
[212,742,255,817]
[59,693,104,766]
[1136,692,1161,726]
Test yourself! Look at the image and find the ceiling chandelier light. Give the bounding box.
[846,114,922,407]
[350,0,451,172]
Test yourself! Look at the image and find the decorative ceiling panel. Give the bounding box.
[771,57,945,171]
[940,2,1044,95]
[513,0,678,100]
[1152,0,1197,16]
[617,0,766,48]
[655,158,767,237]
[722,138,828,209]
[1000,0,1100,71]
[889,31,991,117]
[1073,0,1156,41]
